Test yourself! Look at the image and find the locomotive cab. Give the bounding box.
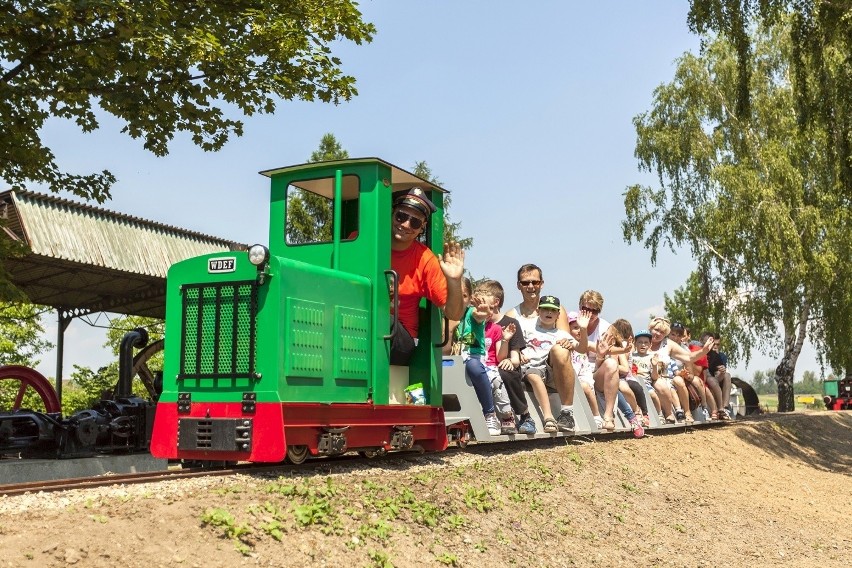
[150,158,449,463]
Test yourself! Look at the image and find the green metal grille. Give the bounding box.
[179,280,257,379]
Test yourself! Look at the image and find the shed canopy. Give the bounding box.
[0,190,244,319]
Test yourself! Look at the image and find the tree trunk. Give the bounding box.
[775,301,809,412]
[775,359,796,412]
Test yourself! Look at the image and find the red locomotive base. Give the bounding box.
[150,402,448,462]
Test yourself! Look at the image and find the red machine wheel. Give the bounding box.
[0,365,61,413]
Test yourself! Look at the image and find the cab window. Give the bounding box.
[285,175,359,245]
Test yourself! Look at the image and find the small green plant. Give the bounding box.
[413,471,435,485]
[674,523,686,533]
[464,487,493,513]
[294,498,332,527]
[446,514,466,529]
[260,519,286,541]
[474,541,488,552]
[359,519,393,542]
[436,552,459,566]
[409,499,441,527]
[567,451,583,467]
[368,549,393,568]
[620,482,638,493]
[200,508,253,554]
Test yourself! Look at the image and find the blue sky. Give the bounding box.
[29,1,821,380]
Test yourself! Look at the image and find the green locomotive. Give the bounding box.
[150,158,450,463]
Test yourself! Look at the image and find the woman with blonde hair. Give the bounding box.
[647,316,713,424]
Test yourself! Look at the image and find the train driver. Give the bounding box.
[390,187,465,365]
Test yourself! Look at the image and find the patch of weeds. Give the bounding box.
[446,514,466,529]
[374,497,401,520]
[413,471,434,485]
[410,499,441,527]
[474,541,488,552]
[436,552,459,566]
[451,466,467,478]
[259,519,286,541]
[614,514,625,523]
[359,518,393,542]
[213,486,243,495]
[555,519,571,536]
[620,481,639,493]
[200,508,253,554]
[293,498,332,527]
[464,486,494,513]
[496,529,510,545]
[673,523,686,533]
[567,451,583,467]
[368,549,394,568]
[89,514,108,524]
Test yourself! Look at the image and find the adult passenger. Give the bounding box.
[506,265,577,432]
[390,188,465,365]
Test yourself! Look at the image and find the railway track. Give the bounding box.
[0,421,726,497]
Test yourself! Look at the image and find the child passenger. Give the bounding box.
[447,278,502,436]
[566,310,604,430]
[520,295,572,433]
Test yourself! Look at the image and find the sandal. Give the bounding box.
[602,417,616,432]
[684,415,695,425]
[543,417,558,433]
[710,411,719,420]
[665,415,676,424]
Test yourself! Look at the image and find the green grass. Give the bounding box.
[757,394,825,412]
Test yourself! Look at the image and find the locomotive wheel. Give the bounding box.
[0,365,62,413]
[359,448,387,459]
[455,429,470,449]
[286,445,309,464]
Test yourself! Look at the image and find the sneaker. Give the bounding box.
[556,409,575,433]
[701,406,710,421]
[500,417,517,434]
[517,416,536,435]
[717,408,731,421]
[593,415,604,430]
[485,413,501,436]
[674,409,686,422]
[630,417,645,438]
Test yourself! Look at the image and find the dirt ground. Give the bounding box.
[0,412,850,568]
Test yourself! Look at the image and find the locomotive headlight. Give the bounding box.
[247,244,269,267]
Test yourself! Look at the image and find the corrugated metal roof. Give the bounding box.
[0,189,246,318]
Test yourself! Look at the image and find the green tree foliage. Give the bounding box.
[412,161,473,250]
[0,2,375,203]
[62,364,118,415]
[622,22,845,411]
[0,302,51,366]
[748,368,778,395]
[0,302,52,411]
[286,133,349,244]
[797,370,822,395]
[687,0,852,379]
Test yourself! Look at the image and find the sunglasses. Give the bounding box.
[581,306,601,314]
[394,210,425,230]
[519,280,542,287]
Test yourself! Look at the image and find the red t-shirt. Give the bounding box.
[689,343,708,370]
[391,241,447,338]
